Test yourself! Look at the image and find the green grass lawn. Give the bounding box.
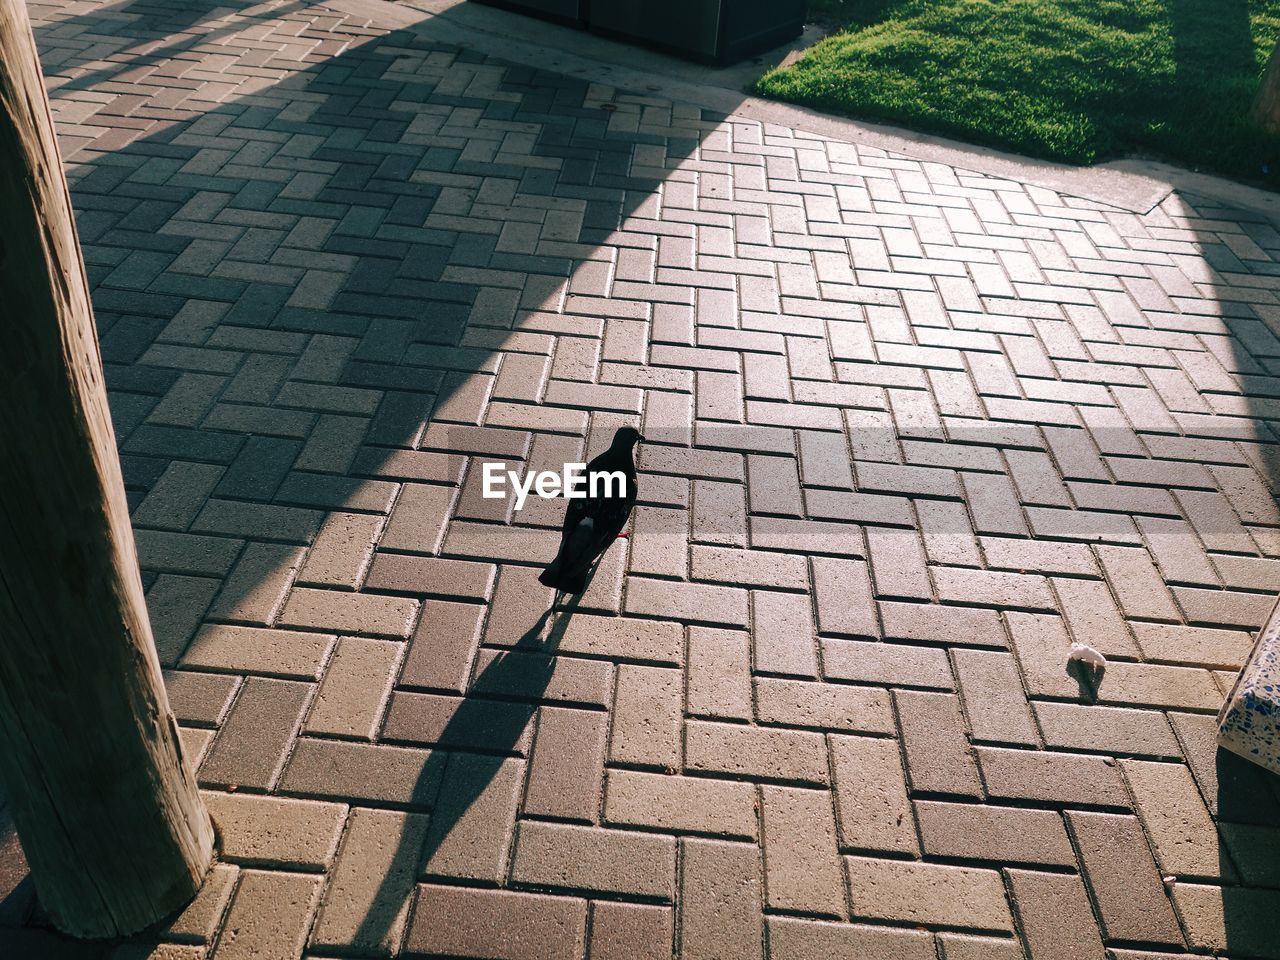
[759,0,1280,183]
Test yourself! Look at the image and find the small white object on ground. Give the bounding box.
[1068,643,1108,672]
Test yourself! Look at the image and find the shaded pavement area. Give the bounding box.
[4,0,1280,956]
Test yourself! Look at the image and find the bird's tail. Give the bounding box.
[537,563,560,589]
[553,563,590,595]
[539,517,595,594]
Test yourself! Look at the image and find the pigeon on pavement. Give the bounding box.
[539,426,643,596]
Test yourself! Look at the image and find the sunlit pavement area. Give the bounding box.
[4,0,1280,957]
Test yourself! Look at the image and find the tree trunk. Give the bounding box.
[1252,38,1280,135]
[0,0,214,939]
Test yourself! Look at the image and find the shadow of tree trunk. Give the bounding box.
[6,0,714,954]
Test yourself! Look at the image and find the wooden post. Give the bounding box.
[1252,39,1280,135]
[0,0,213,939]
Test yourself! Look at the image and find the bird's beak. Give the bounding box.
[637,434,647,443]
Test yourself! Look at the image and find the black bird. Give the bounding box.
[539,426,643,596]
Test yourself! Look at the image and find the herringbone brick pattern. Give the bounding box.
[13,0,1280,957]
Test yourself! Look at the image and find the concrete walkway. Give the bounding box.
[6,0,1280,957]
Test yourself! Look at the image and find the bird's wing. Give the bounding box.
[559,515,597,575]
[585,468,635,543]
[561,490,588,532]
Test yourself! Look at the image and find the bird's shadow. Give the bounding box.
[349,572,596,954]
[1066,658,1104,704]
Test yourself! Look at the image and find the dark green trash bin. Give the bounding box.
[587,0,806,65]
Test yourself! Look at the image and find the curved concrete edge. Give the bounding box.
[1218,596,1280,776]
[325,0,1280,220]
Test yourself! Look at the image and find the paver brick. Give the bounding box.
[279,739,443,809]
[512,821,676,899]
[810,556,876,637]
[182,625,332,681]
[558,614,685,664]
[865,527,932,600]
[202,792,345,869]
[604,769,757,839]
[1171,882,1280,958]
[952,649,1037,746]
[165,670,238,727]
[405,885,586,960]
[379,483,455,555]
[761,785,846,917]
[609,664,682,767]
[304,637,400,739]
[756,677,894,734]
[211,870,320,960]
[829,734,917,854]
[1006,610,1085,699]
[823,639,953,689]
[297,511,383,588]
[362,553,495,599]
[1066,810,1182,944]
[279,587,418,640]
[936,934,1025,960]
[933,567,1056,611]
[915,800,1075,866]
[162,862,239,945]
[135,529,243,581]
[976,746,1128,807]
[880,601,1006,647]
[769,917,935,960]
[398,599,484,693]
[679,839,763,960]
[1034,700,1181,757]
[690,545,809,589]
[844,856,1013,931]
[1054,575,1140,659]
[749,517,864,556]
[1174,584,1274,629]
[206,542,306,625]
[687,626,752,720]
[148,575,221,666]
[625,576,749,627]
[1005,870,1105,960]
[1097,546,1181,621]
[132,460,225,530]
[685,719,829,785]
[422,755,525,884]
[588,902,673,960]
[309,807,431,956]
[1122,759,1230,879]
[200,677,310,791]
[525,706,608,822]
[751,590,819,677]
[192,499,321,543]
[894,690,983,797]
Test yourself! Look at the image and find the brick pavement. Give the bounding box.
[8,0,1280,957]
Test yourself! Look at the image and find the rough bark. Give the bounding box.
[0,0,213,938]
[1252,39,1280,135]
